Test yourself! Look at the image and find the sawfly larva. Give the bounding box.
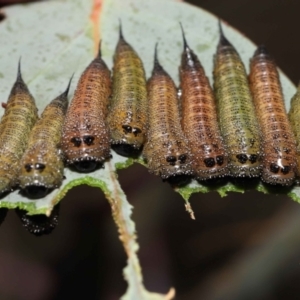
[16,204,60,236]
[179,24,228,180]
[107,24,147,157]
[0,60,38,194]
[19,77,72,199]
[213,21,262,178]
[62,44,111,173]
[143,45,193,186]
[289,84,300,177]
[250,45,297,186]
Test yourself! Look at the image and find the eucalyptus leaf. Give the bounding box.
[0,0,298,298]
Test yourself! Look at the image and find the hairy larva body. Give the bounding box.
[250,46,297,186]
[213,23,262,177]
[107,26,147,157]
[143,46,193,186]
[62,46,111,173]
[289,84,300,177]
[179,25,228,180]
[19,78,72,199]
[0,62,38,194]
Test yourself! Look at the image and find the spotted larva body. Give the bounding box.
[179,25,228,180]
[289,84,300,177]
[0,61,38,194]
[213,22,262,177]
[19,78,72,199]
[250,46,297,186]
[143,45,193,186]
[107,25,147,157]
[62,45,111,173]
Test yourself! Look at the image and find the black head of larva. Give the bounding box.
[25,185,48,199]
[111,142,142,157]
[73,159,99,173]
[15,204,60,236]
[164,174,192,187]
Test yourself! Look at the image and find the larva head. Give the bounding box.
[110,123,145,157]
[229,152,261,177]
[16,204,60,236]
[262,158,296,186]
[19,157,64,199]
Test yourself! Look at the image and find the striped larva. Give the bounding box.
[143,45,193,186]
[19,77,72,199]
[62,44,111,173]
[249,46,297,186]
[179,24,228,180]
[0,61,38,194]
[289,84,300,177]
[213,22,262,177]
[107,24,147,157]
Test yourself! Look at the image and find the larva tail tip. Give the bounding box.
[63,73,74,97]
[17,57,23,81]
[179,22,188,50]
[98,40,102,58]
[218,19,231,47]
[153,43,163,73]
[119,19,124,40]
[254,44,269,56]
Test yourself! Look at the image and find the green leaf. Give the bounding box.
[0,0,298,298]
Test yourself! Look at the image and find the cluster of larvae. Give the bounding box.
[0,21,300,202]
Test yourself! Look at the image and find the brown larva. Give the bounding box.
[62,44,111,173]
[0,60,38,194]
[107,24,147,157]
[249,45,297,186]
[19,77,72,199]
[143,44,193,186]
[179,24,228,180]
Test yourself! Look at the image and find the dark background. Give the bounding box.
[1,0,300,299]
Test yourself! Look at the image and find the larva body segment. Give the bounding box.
[249,46,297,186]
[289,84,300,177]
[143,46,193,186]
[213,23,262,177]
[62,46,111,173]
[107,26,147,157]
[179,25,228,180]
[19,78,72,199]
[0,62,38,194]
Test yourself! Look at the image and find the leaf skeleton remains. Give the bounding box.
[0,21,300,204]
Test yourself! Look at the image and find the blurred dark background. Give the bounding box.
[1,0,300,299]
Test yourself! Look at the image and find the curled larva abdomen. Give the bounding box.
[0,61,38,194]
[250,46,297,186]
[62,44,111,173]
[179,24,228,180]
[289,84,300,177]
[19,77,72,199]
[143,45,193,186]
[107,24,147,157]
[213,22,262,178]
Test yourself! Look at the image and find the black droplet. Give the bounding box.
[70,137,81,147]
[165,174,191,187]
[83,135,95,146]
[281,165,291,175]
[216,155,224,166]
[178,154,187,164]
[204,157,215,168]
[236,154,248,164]
[270,163,279,174]
[122,125,132,133]
[249,154,258,164]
